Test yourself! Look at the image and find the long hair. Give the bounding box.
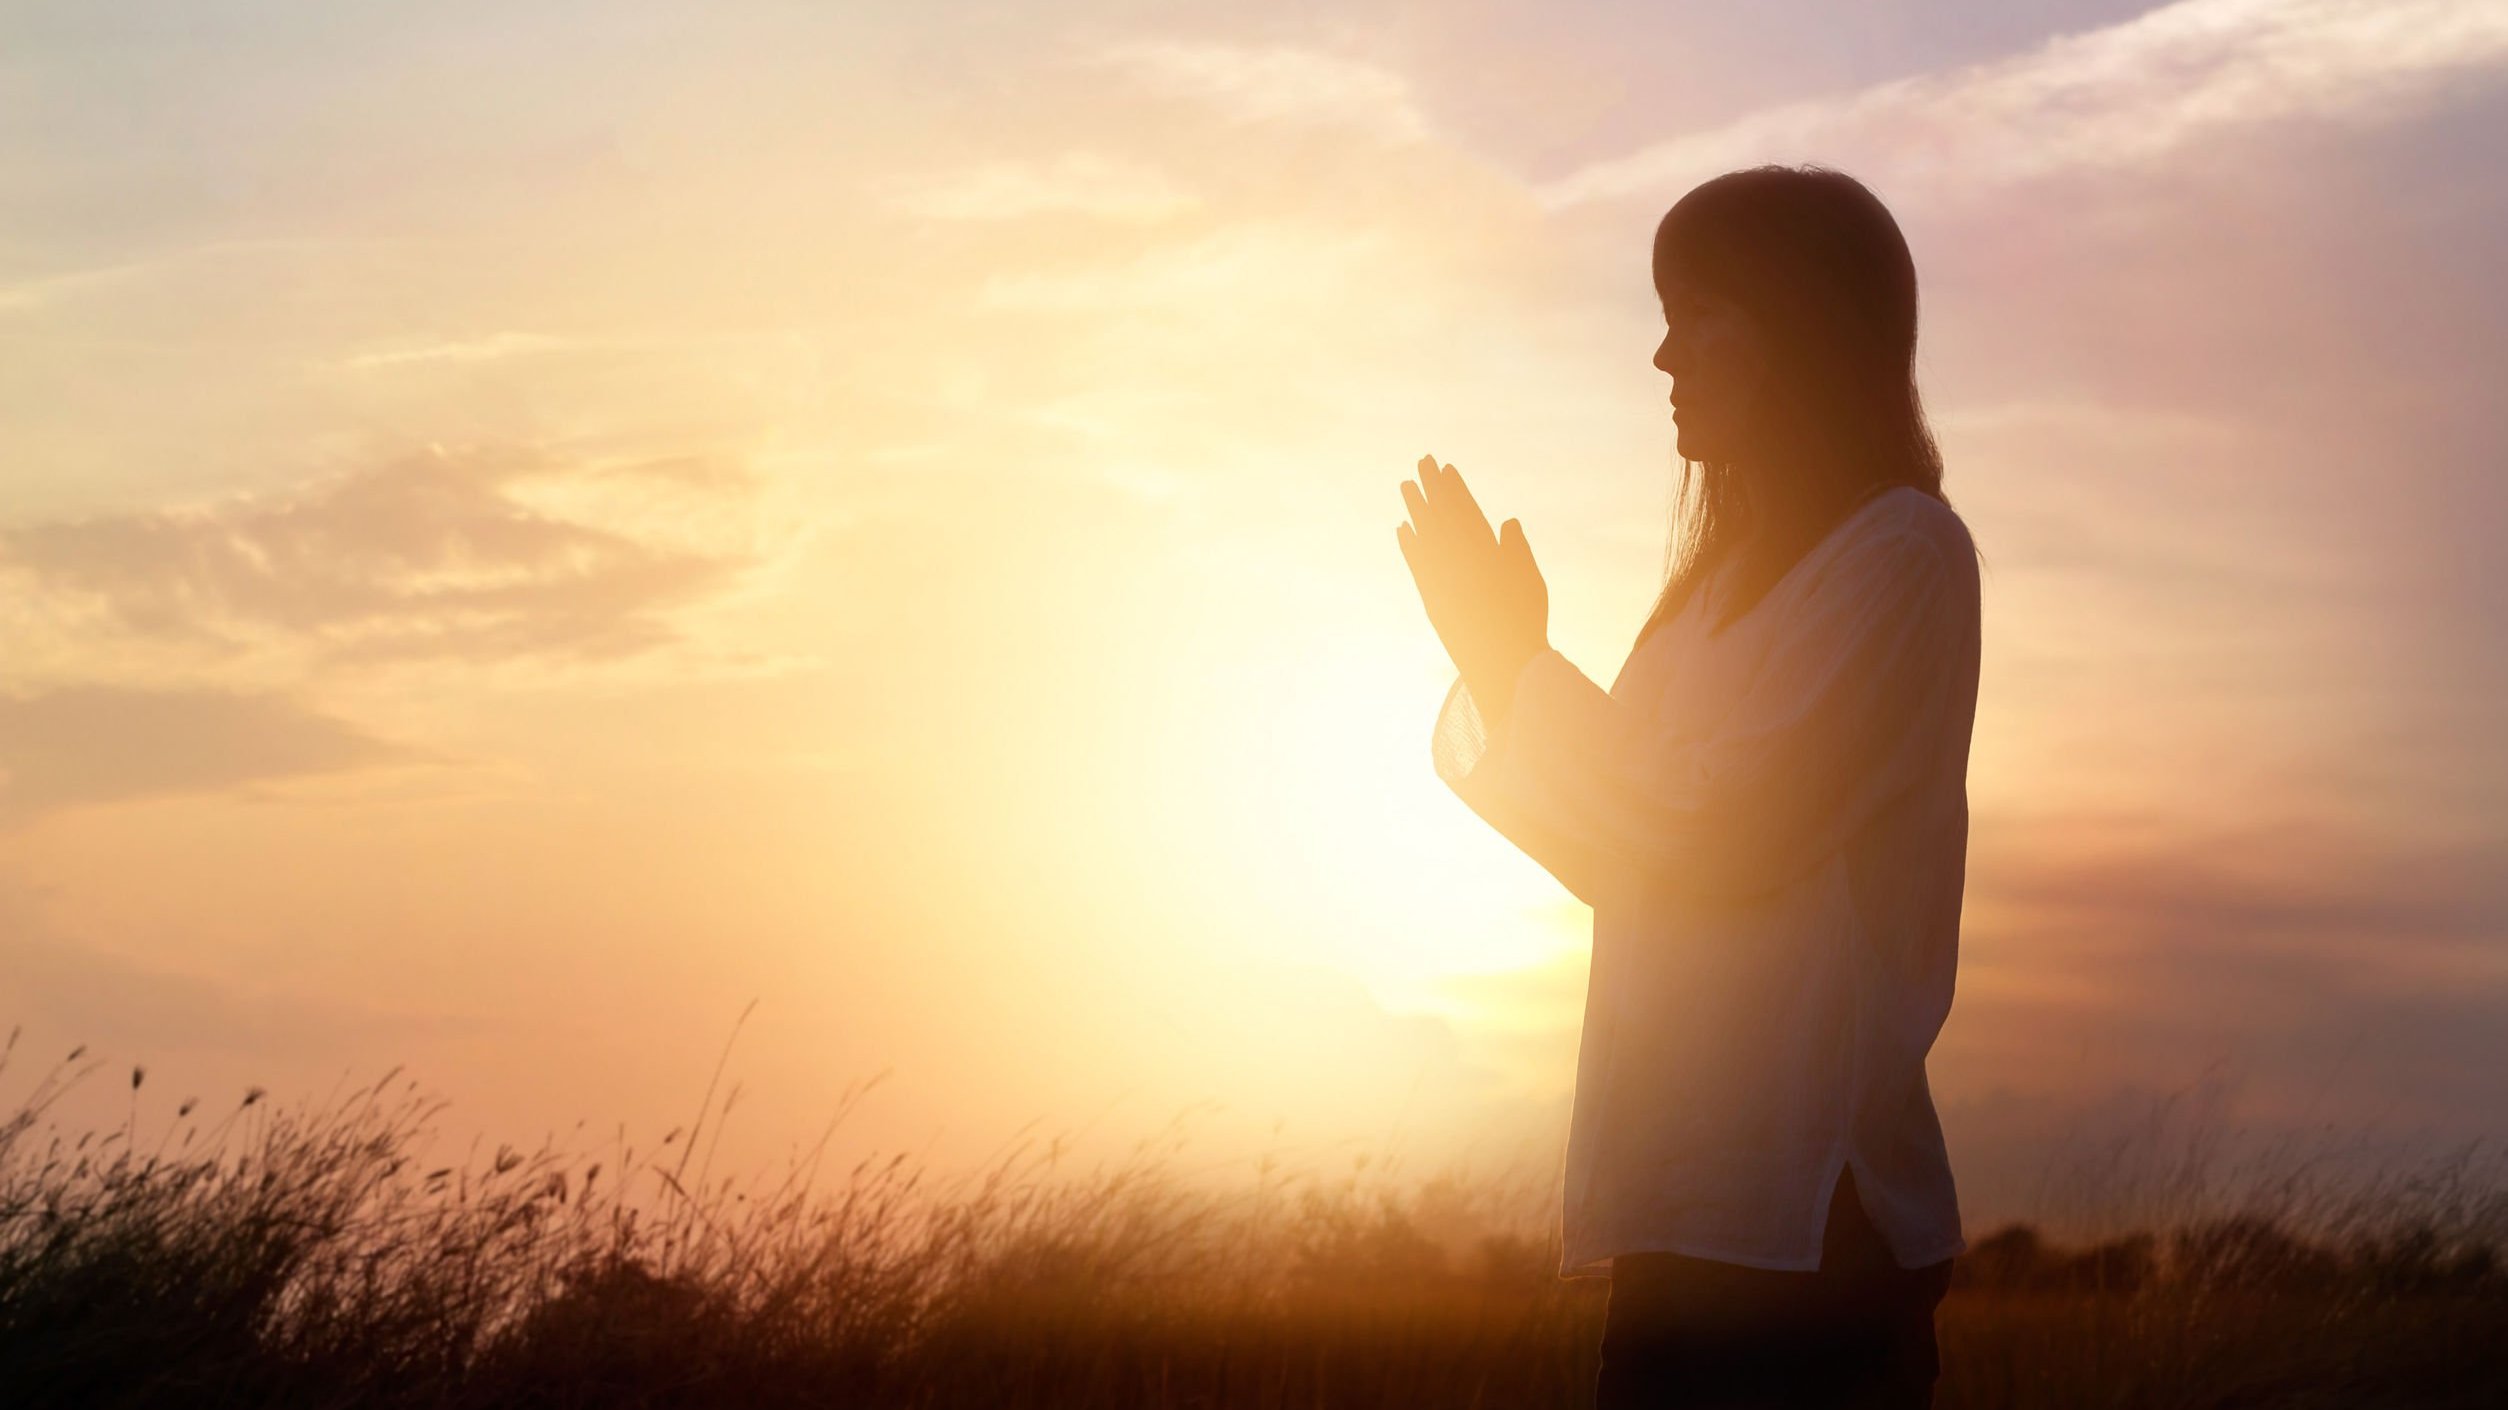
[1633,164,1951,654]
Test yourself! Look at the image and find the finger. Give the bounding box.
[1416,459,1456,535]
[1442,462,1498,544]
[1399,521,1440,582]
[1420,459,1453,517]
[1399,524,1446,618]
[1400,479,1429,534]
[1507,520,1541,579]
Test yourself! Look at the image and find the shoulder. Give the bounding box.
[1856,486,1972,555]
[1841,487,1978,586]
[1777,488,1977,635]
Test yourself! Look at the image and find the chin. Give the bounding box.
[1675,418,1739,463]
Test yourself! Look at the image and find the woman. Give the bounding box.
[1396,164,1983,1407]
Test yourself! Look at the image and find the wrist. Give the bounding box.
[1507,636,1547,681]
[1481,638,1542,691]
[1465,641,1541,730]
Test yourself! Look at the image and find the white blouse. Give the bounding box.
[1431,485,1979,1278]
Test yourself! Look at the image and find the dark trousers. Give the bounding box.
[1593,1167,1954,1409]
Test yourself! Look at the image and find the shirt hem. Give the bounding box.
[1569,1239,1831,1276]
[1562,1227,1972,1280]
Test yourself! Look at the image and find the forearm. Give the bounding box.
[1459,639,1544,738]
[1458,537,1963,904]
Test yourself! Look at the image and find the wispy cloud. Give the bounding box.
[1085,39,1432,146]
[1951,808,2508,1110]
[1971,815,2508,988]
[0,879,479,1053]
[0,444,763,674]
[0,686,409,824]
[0,238,340,313]
[871,150,1198,222]
[340,332,586,369]
[973,219,1391,311]
[1539,0,2508,209]
[0,257,165,314]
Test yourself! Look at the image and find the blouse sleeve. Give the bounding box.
[1432,666,1610,909]
[1430,525,1968,910]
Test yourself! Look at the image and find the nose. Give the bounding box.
[1651,330,1680,378]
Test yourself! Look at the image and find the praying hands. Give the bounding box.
[1397,453,1550,732]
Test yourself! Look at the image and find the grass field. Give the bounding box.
[3,1027,2501,1408]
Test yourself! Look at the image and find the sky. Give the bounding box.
[1,0,2503,1236]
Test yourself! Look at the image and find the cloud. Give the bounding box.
[0,685,409,824]
[0,880,479,1066]
[870,150,1198,223]
[1085,39,1433,146]
[0,239,334,315]
[0,443,763,674]
[1978,817,2505,963]
[0,256,163,314]
[973,218,1391,312]
[1947,809,2508,1134]
[1974,837,2508,1042]
[1538,0,2508,209]
[340,331,586,369]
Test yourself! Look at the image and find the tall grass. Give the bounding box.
[2,1021,2502,1408]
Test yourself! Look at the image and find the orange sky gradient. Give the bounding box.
[2,0,2504,1237]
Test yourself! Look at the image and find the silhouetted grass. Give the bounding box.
[3,1021,2502,1408]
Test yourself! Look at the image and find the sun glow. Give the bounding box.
[1163,633,1588,1016]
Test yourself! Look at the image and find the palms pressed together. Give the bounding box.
[1397,454,1551,732]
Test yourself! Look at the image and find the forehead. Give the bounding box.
[1654,267,1712,306]
[1653,255,1709,298]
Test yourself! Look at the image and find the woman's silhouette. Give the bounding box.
[1398,164,1982,1408]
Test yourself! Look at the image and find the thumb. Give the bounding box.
[1500,518,1529,560]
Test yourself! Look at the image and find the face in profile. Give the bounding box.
[1651,270,1773,466]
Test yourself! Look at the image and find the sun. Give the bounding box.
[1151,633,1589,1016]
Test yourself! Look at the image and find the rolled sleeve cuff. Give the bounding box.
[1433,646,1624,829]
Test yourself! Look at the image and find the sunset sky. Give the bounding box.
[3,0,2503,1233]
